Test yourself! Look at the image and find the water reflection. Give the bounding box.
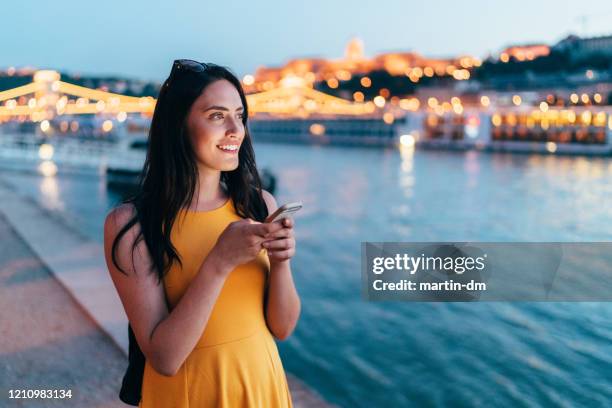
[38,171,64,211]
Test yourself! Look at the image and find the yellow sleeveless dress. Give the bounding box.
[139,198,293,407]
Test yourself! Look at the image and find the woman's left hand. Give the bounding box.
[263,218,296,263]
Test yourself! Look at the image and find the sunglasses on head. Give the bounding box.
[165,59,210,87]
[175,59,209,72]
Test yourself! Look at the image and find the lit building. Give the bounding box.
[498,44,550,62]
[245,38,481,92]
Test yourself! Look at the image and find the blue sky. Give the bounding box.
[2,0,611,82]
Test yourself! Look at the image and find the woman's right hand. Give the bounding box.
[210,219,283,274]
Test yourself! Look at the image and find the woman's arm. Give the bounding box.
[261,190,301,340]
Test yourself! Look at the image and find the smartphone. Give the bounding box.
[265,201,303,223]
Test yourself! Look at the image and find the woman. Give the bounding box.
[103,60,301,407]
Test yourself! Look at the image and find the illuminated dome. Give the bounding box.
[345,37,365,61]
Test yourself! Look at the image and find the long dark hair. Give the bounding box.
[111,61,268,284]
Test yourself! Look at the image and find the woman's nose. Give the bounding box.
[226,116,242,137]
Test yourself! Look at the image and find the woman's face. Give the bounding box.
[185,79,245,173]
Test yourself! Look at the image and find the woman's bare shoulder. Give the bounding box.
[104,203,140,245]
[107,202,135,221]
[103,202,152,279]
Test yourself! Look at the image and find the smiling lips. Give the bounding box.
[217,144,239,154]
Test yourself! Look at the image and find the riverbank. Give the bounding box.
[0,177,331,407]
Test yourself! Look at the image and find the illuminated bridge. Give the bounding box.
[0,70,378,124]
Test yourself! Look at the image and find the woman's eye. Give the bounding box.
[209,112,244,120]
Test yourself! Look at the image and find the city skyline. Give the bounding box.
[2,0,611,82]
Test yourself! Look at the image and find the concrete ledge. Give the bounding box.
[0,179,129,354]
